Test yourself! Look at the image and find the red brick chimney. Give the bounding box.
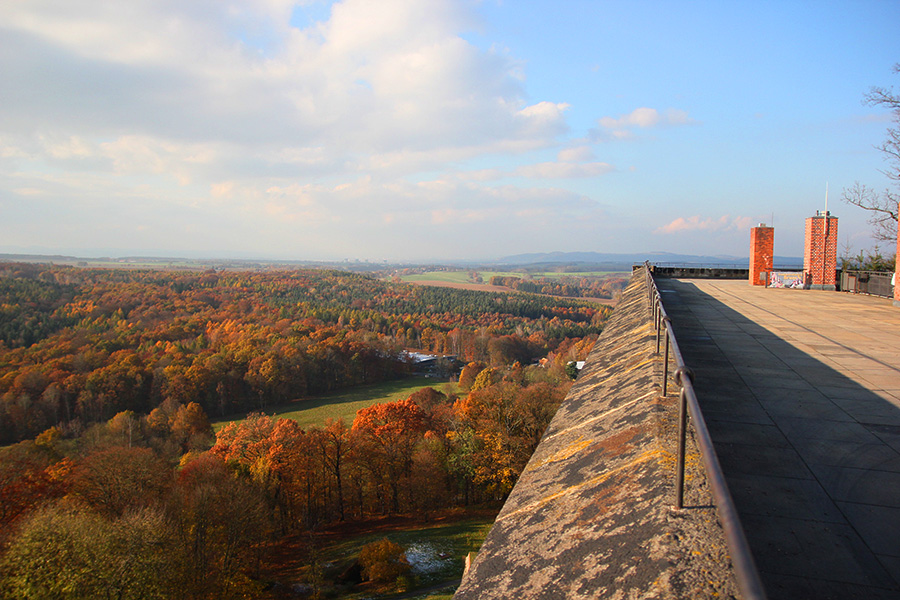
[803,211,838,290]
[749,224,774,286]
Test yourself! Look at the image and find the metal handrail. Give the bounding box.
[642,262,767,600]
[650,262,803,271]
[840,269,894,299]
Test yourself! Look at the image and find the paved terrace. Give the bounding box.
[657,279,900,599]
[455,273,741,599]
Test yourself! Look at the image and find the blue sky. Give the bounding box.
[1,0,898,261]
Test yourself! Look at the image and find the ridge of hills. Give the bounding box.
[1,251,804,271]
[496,251,803,269]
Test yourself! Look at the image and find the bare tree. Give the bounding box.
[842,182,897,242]
[842,63,899,242]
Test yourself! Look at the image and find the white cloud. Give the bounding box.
[655,215,753,234]
[0,0,618,259]
[664,108,694,126]
[515,161,614,179]
[454,168,505,181]
[558,146,595,162]
[1,0,571,179]
[519,101,565,118]
[41,135,95,159]
[210,181,236,199]
[599,107,662,129]
[430,207,493,225]
[448,144,613,181]
[13,188,45,196]
[595,107,698,140]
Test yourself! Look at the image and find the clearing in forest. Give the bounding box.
[212,376,458,431]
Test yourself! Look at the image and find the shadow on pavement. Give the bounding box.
[658,279,900,600]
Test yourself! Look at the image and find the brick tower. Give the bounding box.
[749,224,774,286]
[803,211,838,290]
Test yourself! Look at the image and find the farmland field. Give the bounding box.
[401,271,476,284]
[398,270,625,306]
[400,270,624,284]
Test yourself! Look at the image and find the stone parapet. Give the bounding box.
[454,272,739,599]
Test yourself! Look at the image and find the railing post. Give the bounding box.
[662,317,671,396]
[675,378,688,509]
[646,273,765,599]
[655,306,661,354]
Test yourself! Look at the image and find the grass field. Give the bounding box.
[211,377,458,431]
[401,271,475,284]
[309,510,498,599]
[400,270,624,284]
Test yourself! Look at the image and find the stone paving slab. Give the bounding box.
[658,279,900,599]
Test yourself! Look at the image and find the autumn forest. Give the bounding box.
[0,262,614,599]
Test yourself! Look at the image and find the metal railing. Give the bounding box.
[642,263,767,600]
[650,262,802,270]
[840,270,894,299]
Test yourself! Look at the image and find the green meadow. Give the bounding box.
[400,270,623,284]
[212,376,458,431]
[307,511,497,599]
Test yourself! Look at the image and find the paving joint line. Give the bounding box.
[672,281,900,583]
[702,282,900,376]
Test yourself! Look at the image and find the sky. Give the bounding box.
[1,0,898,262]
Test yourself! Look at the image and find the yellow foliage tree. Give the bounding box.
[358,538,411,583]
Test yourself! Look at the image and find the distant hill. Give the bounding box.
[0,253,82,263]
[495,252,803,270]
[1,251,804,272]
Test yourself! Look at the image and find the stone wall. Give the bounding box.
[453,271,739,599]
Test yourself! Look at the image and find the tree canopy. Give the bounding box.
[0,262,607,597]
[0,264,610,443]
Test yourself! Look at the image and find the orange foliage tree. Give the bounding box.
[352,398,427,513]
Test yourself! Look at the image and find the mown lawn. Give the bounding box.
[211,377,458,431]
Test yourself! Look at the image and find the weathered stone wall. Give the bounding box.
[454,271,740,599]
